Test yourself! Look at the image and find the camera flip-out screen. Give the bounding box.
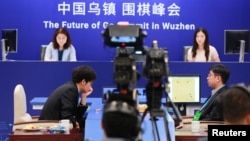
[103,25,143,47]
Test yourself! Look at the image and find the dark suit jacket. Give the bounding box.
[39,81,88,128]
[199,85,227,121]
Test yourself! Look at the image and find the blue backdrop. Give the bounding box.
[1,1,250,140]
[0,0,250,61]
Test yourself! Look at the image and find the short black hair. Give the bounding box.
[222,85,250,123]
[102,95,140,140]
[72,65,96,83]
[209,64,230,84]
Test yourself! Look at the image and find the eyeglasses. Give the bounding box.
[207,74,220,77]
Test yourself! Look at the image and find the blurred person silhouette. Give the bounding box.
[44,27,77,61]
[187,27,220,62]
[222,84,250,124]
[101,95,141,141]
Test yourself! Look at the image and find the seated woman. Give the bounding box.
[44,27,77,61]
[187,27,220,62]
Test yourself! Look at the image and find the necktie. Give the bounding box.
[193,96,211,121]
[199,95,212,111]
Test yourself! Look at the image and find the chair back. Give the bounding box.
[40,45,47,61]
[13,84,32,124]
[183,46,192,61]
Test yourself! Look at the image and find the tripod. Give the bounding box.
[138,81,172,141]
[140,107,171,141]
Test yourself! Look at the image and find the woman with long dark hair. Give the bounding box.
[187,27,220,62]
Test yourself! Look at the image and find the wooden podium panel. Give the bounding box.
[175,120,223,141]
[9,129,83,141]
[175,131,207,141]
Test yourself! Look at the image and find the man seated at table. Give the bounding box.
[197,83,250,141]
[195,64,230,121]
[39,65,97,130]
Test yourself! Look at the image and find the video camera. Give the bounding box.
[142,41,182,124]
[102,24,182,141]
[143,40,169,110]
[102,23,147,100]
[143,41,168,80]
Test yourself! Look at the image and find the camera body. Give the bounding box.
[143,44,169,110]
[114,48,136,86]
[143,47,168,80]
[102,23,169,111]
[102,24,146,101]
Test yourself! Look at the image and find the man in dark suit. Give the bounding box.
[39,65,97,129]
[197,84,250,141]
[198,64,230,121]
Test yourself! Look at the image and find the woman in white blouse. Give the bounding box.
[187,27,220,62]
